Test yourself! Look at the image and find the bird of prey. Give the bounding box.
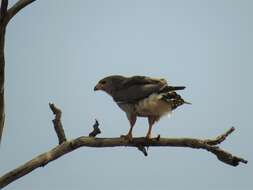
[94,75,190,140]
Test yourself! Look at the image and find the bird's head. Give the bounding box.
[94,75,125,96]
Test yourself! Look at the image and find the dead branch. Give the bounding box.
[0,0,37,144]
[0,132,248,188]
[0,0,8,18]
[203,127,235,145]
[6,0,36,22]
[137,145,148,156]
[88,119,101,137]
[0,104,247,189]
[49,103,66,144]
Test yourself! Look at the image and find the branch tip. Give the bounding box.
[89,119,101,137]
[137,145,148,156]
[204,127,236,145]
[214,150,248,166]
[49,103,66,144]
[49,103,61,116]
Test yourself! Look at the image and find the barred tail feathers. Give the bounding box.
[161,92,191,110]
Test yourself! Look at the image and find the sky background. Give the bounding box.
[0,0,252,189]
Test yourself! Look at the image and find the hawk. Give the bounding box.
[94,75,190,140]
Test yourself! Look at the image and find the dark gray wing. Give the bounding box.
[112,76,186,103]
[112,76,168,103]
[112,83,166,103]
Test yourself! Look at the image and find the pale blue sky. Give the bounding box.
[1,0,252,189]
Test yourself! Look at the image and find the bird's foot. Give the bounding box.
[145,134,152,141]
[120,133,133,142]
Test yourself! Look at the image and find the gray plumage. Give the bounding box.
[94,75,190,140]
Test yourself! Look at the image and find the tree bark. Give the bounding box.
[0,19,6,144]
[0,28,5,143]
[0,0,37,143]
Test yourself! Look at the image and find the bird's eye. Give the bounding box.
[100,80,106,85]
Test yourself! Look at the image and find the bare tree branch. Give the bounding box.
[6,0,36,22]
[0,16,6,145]
[0,103,248,189]
[0,133,248,188]
[203,126,235,145]
[0,0,8,18]
[137,144,148,156]
[0,0,37,144]
[49,103,66,144]
[89,119,101,137]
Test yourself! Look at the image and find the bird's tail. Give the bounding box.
[162,91,191,110]
[170,86,186,91]
[160,86,185,93]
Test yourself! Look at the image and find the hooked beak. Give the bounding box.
[94,83,103,91]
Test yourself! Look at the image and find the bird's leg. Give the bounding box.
[121,115,136,141]
[146,116,156,139]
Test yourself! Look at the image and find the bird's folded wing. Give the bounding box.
[113,83,165,103]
